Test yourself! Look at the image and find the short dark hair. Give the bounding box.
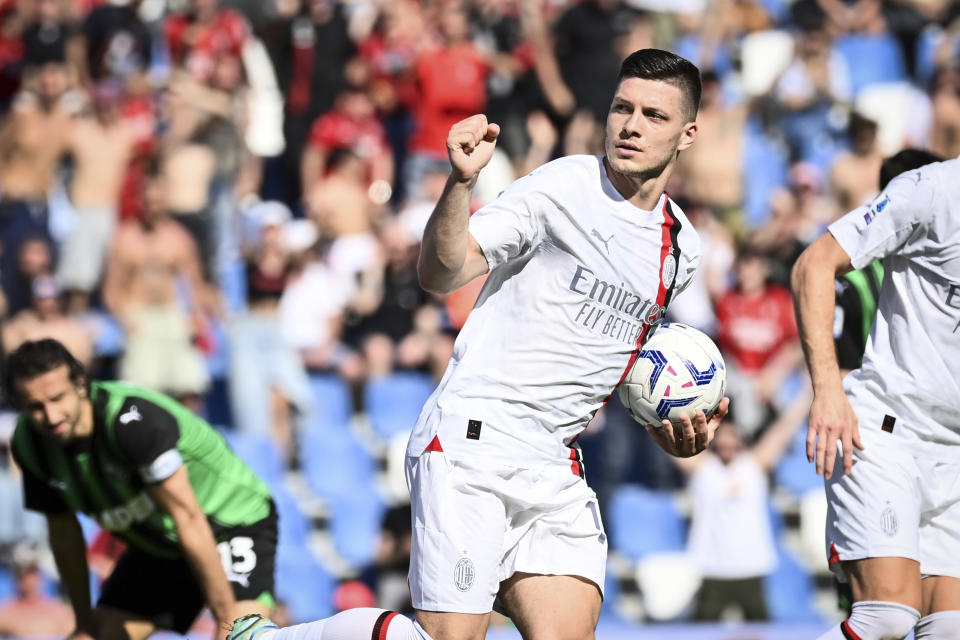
[616,49,702,120]
[3,339,87,407]
[879,148,943,190]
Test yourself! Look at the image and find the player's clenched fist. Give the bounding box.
[446,114,500,185]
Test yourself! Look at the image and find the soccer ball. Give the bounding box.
[618,322,726,426]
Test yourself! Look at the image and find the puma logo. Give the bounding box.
[591,229,614,254]
[119,405,142,425]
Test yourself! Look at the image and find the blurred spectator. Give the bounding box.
[664,202,735,337]
[829,111,883,213]
[929,64,960,160]
[81,0,152,87]
[2,235,54,318]
[21,0,83,81]
[675,70,748,234]
[162,72,221,280]
[373,502,412,614]
[165,0,250,84]
[680,389,811,621]
[1,275,94,368]
[773,21,850,165]
[57,81,136,313]
[0,58,77,314]
[102,157,211,406]
[715,247,803,437]
[0,542,74,638]
[0,5,25,111]
[0,416,47,550]
[404,1,489,201]
[229,201,312,465]
[279,242,363,382]
[349,221,432,379]
[300,82,394,202]
[752,162,835,286]
[552,0,628,125]
[262,0,357,205]
[305,147,384,286]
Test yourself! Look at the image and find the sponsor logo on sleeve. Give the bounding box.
[863,195,890,226]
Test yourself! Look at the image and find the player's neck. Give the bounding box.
[603,157,672,211]
[74,399,95,439]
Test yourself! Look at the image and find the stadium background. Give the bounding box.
[0,0,957,637]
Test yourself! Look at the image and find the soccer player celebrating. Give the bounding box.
[5,339,277,640]
[793,151,960,640]
[229,48,727,640]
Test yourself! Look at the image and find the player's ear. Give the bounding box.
[677,120,698,152]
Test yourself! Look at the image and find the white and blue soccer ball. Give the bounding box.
[618,322,726,426]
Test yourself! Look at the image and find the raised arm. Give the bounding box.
[417,114,499,295]
[790,231,862,479]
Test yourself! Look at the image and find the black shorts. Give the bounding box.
[98,503,278,633]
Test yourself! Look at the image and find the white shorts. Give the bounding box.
[406,451,607,614]
[825,421,960,580]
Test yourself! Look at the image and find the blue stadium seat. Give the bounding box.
[272,486,310,548]
[608,485,686,561]
[300,431,376,502]
[329,491,386,566]
[219,430,284,489]
[305,374,353,434]
[765,546,820,622]
[364,373,435,440]
[276,547,335,623]
[835,34,907,95]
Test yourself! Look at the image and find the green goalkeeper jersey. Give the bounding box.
[12,381,272,558]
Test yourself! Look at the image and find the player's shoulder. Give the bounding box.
[514,155,603,194]
[884,156,955,199]
[94,381,178,422]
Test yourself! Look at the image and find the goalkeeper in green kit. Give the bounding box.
[4,338,277,640]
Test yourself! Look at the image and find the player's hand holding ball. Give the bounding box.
[619,323,730,457]
[446,114,500,186]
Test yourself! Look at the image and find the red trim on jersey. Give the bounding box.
[828,542,840,565]
[604,197,677,403]
[841,620,863,640]
[569,448,582,477]
[371,611,398,640]
[424,435,444,452]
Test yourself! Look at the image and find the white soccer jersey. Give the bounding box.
[828,156,960,449]
[407,155,701,465]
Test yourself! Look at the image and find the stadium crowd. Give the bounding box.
[0,0,959,633]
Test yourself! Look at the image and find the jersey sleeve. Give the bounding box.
[828,170,935,270]
[468,176,546,270]
[113,398,184,485]
[10,444,69,514]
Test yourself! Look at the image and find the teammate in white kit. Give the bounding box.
[793,156,960,640]
[227,48,728,640]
